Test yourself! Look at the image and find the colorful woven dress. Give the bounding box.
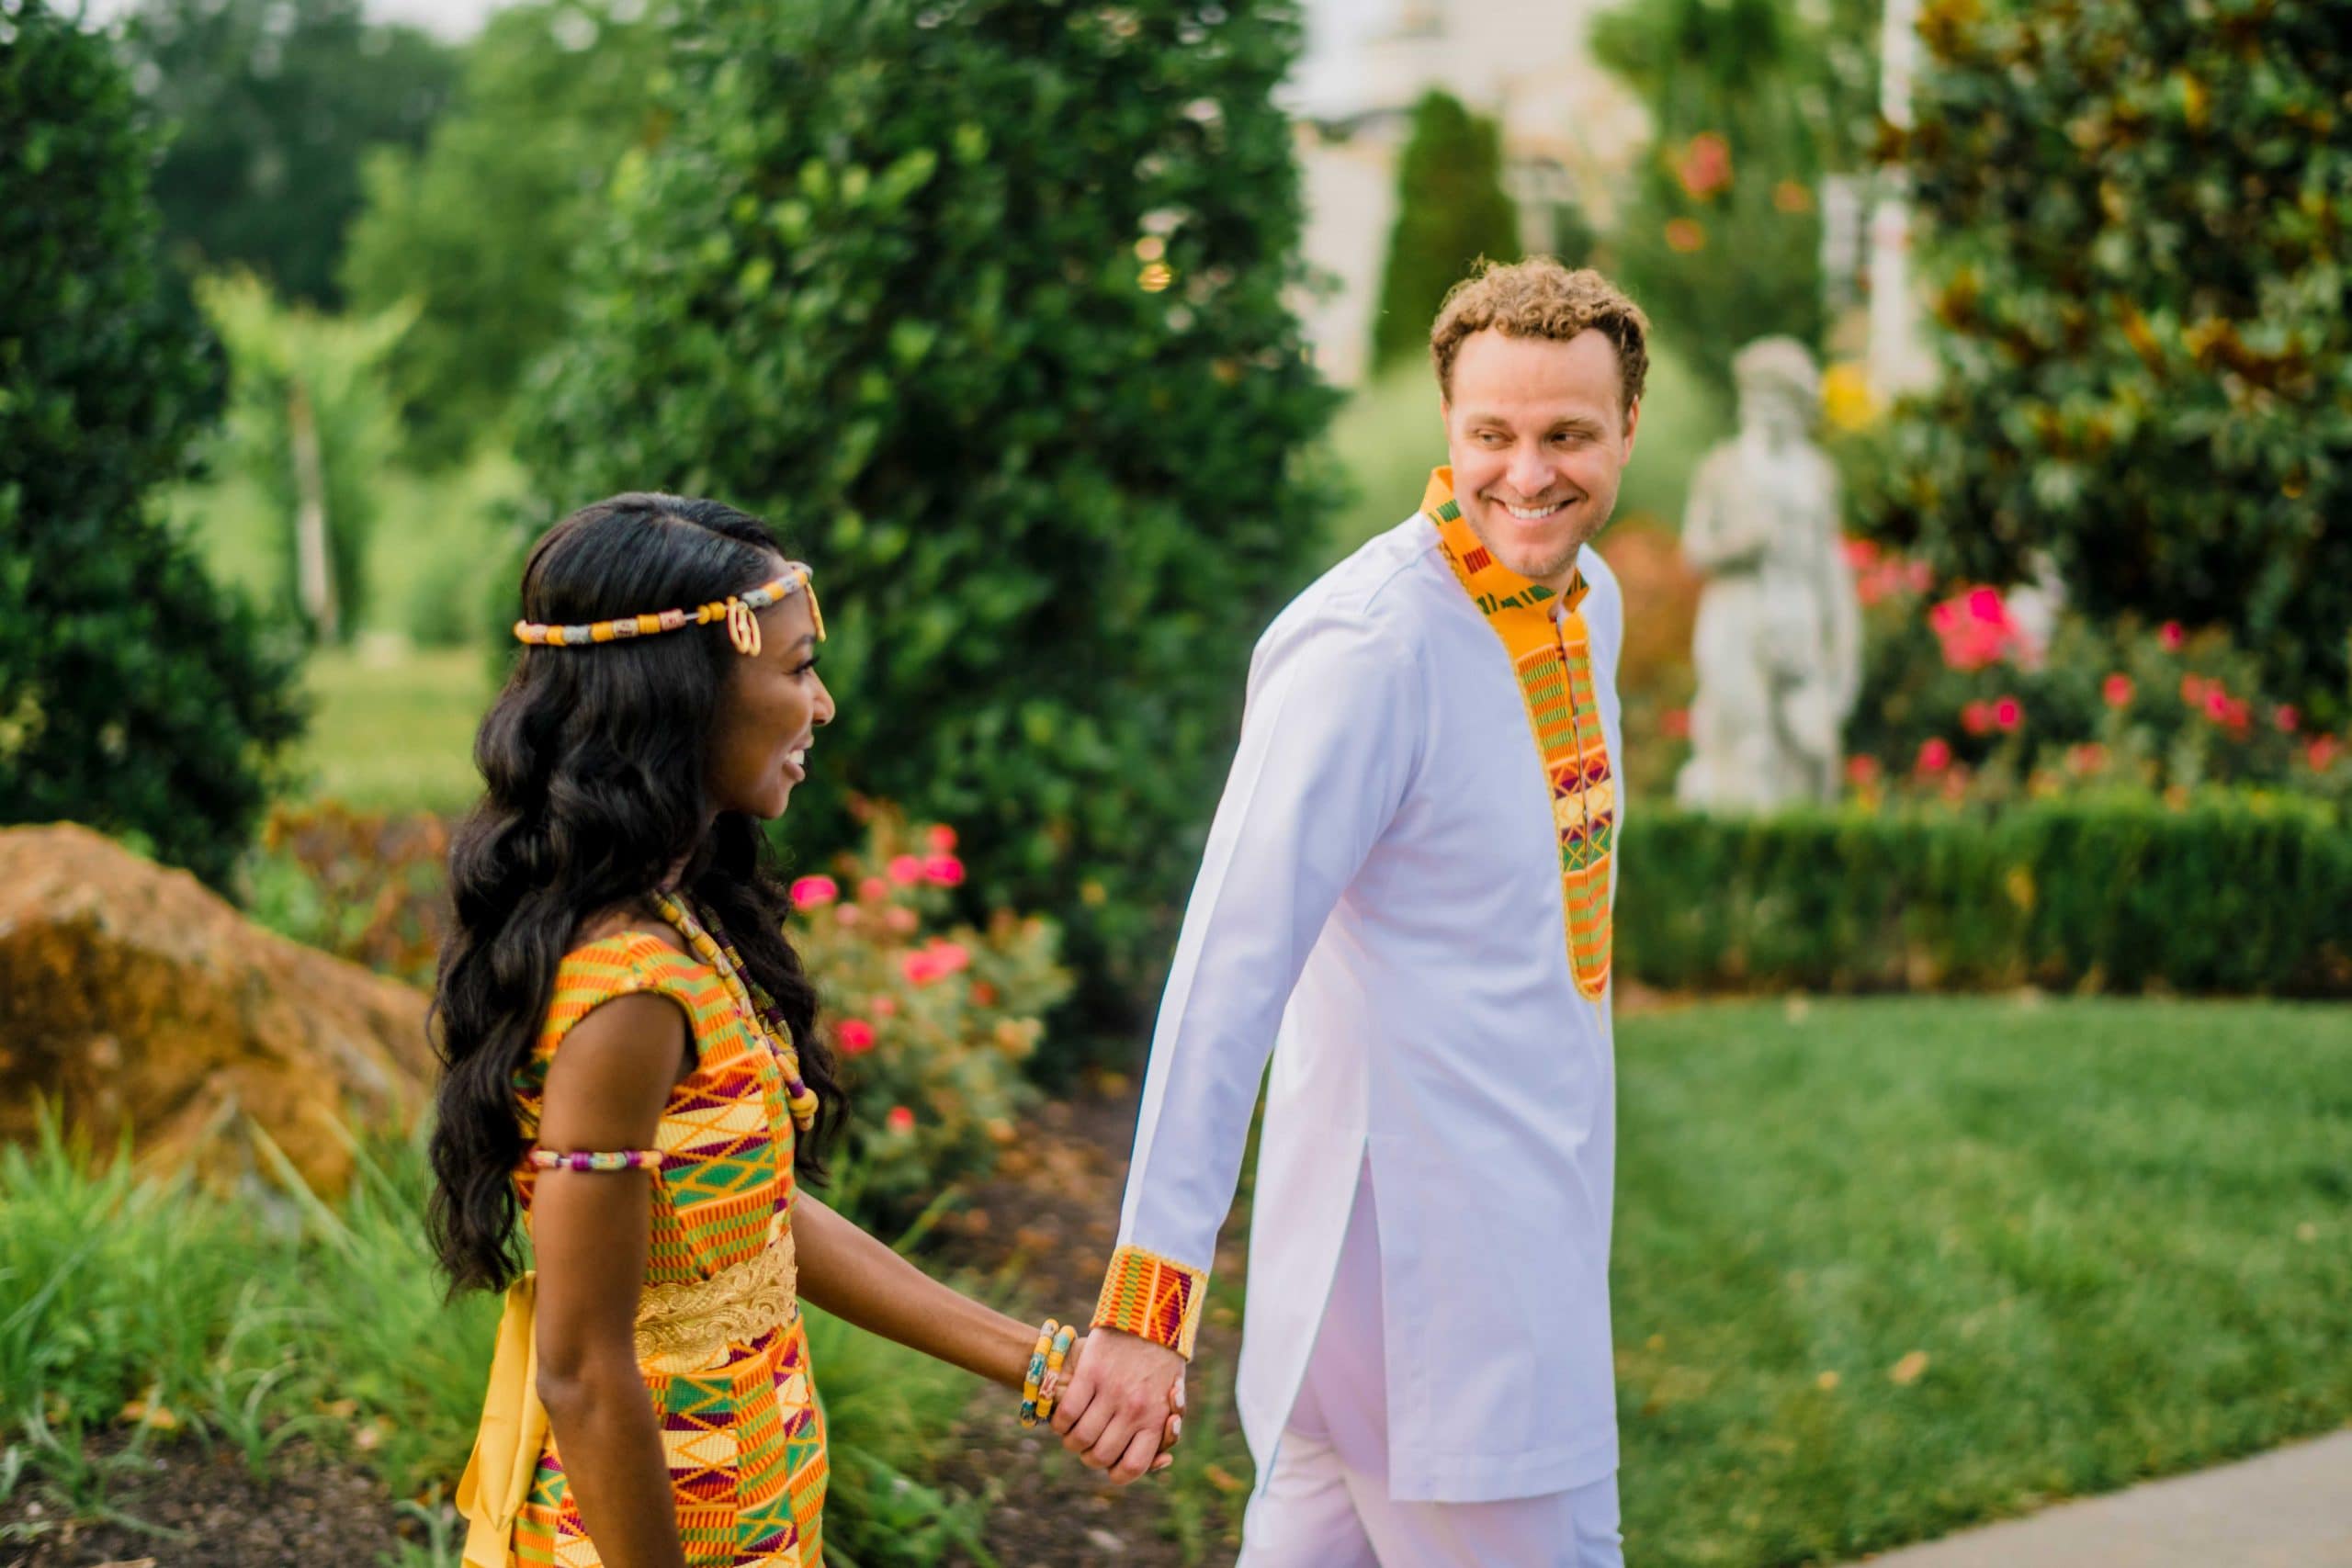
[459,929,829,1567]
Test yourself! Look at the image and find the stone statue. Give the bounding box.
[1675,337,1862,810]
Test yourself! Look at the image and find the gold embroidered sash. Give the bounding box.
[457,1233,799,1566]
[1422,467,1616,1000]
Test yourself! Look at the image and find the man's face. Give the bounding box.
[1442,328,1641,592]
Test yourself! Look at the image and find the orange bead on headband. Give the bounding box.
[513,565,824,658]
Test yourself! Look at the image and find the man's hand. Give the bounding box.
[1049,1326,1186,1483]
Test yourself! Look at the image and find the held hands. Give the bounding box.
[1048,1327,1188,1484]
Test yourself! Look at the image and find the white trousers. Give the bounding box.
[1238,1163,1626,1568]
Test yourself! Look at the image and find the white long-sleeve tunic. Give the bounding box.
[1102,503,1625,1505]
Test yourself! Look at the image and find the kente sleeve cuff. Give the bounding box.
[1091,1246,1208,1360]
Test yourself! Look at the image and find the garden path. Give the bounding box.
[1852,1428,2352,1567]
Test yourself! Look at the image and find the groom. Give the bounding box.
[1053,257,1646,1564]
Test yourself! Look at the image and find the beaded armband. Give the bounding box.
[1091,1246,1207,1360]
[528,1148,660,1173]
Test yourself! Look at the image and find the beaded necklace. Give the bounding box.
[652,891,820,1133]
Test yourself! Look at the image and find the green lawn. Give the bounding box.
[1610,995,2352,1566]
[288,647,493,813]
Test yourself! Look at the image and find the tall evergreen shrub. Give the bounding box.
[528,0,1339,1041]
[0,0,304,887]
[1370,90,1520,369]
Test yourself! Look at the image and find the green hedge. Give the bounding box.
[1621,798,2352,996]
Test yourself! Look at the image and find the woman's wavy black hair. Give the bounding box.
[427,491,844,1296]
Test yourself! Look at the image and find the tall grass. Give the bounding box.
[0,1113,1000,1562]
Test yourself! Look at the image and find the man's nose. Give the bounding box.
[1507,445,1554,499]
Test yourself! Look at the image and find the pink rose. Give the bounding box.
[2275,705,2301,733]
[884,907,918,934]
[2180,674,2208,706]
[790,874,839,909]
[2102,673,2133,708]
[836,1019,876,1055]
[1845,755,1882,786]
[1993,695,2022,731]
[860,876,890,902]
[871,995,899,1019]
[832,904,863,928]
[922,854,966,888]
[2159,621,2185,651]
[1929,586,2025,671]
[1962,701,1995,737]
[888,854,923,886]
[1917,738,1953,773]
[2310,736,2343,772]
[926,824,958,854]
[887,1105,915,1134]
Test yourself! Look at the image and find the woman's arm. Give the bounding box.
[792,1194,1182,1465]
[792,1192,1037,1389]
[529,991,694,1568]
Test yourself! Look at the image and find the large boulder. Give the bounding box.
[0,823,433,1196]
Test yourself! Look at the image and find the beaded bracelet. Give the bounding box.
[1018,1318,1060,1428]
[1033,1324,1078,1424]
[528,1149,660,1173]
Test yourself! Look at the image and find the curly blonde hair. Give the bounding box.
[1429,258,1651,416]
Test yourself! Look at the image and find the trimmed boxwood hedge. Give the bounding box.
[1621,797,2352,996]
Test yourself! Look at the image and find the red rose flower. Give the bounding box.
[837,1019,876,1055]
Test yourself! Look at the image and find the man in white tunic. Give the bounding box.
[1053,258,1647,1566]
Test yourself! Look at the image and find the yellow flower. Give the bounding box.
[1821,361,1876,432]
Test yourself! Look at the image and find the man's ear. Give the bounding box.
[1621,397,1642,459]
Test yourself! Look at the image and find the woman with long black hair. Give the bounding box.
[432,493,1175,1568]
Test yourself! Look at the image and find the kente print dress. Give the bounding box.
[495,931,829,1567]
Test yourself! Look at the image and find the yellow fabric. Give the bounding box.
[458,1272,548,1568]
[1091,1244,1207,1359]
[1421,467,1617,1000]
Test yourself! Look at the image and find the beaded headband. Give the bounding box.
[513,565,824,658]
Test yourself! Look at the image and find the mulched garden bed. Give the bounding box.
[0,1436,424,1568]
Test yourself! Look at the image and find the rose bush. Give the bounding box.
[1838,542,2349,809]
[784,804,1070,1224]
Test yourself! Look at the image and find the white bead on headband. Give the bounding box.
[512,565,824,657]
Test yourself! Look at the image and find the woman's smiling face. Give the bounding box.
[706,570,833,820]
